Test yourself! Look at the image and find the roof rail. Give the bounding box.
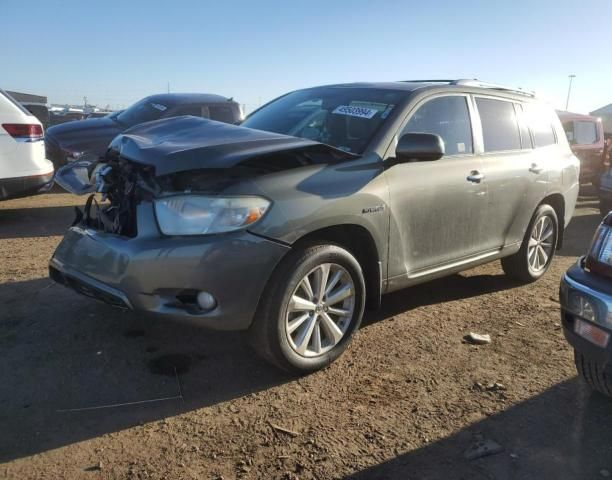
[400,79,536,97]
[451,79,536,97]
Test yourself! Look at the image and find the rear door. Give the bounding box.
[475,98,554,250]
[385,94,488,277]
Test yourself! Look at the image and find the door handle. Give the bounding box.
[466,170,485,183]
[529,163,543,174]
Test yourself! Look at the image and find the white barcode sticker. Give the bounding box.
[332,105,378,119]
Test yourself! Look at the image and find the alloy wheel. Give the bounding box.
[528,215,555,272]
[285,263,356,357]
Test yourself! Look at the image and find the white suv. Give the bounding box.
[0,89,54,200]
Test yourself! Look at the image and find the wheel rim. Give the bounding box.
[528,215,555,272]
[285,263,356,358]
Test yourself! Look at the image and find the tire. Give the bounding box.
[249,243,366,374]
[574,350,612,398]
[600,199,612,217]
[501,204,558,283]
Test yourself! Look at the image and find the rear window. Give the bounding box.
[0,89,33,116]
[476,98,521,152]
[523,103,556,147]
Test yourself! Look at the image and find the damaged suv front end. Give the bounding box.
[49,115,359,329]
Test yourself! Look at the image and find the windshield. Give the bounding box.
[241,87,407,154]
[116,98,174,126]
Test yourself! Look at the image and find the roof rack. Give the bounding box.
[401,79,536,97]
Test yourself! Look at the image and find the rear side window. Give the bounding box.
[476,98,521,152]
[403,96,473,155]
[574,121,599,145]
[523,103,556,147]
[209,105,236,123]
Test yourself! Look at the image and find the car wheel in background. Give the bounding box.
[501,204,558,282]
[249,243,366,374]
[600,198,612,217]
[575,350,612,398]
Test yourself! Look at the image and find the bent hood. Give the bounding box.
[46,117,124,155]
[108,116,355,176]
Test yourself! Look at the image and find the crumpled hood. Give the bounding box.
[46,117,123,155]
[109,116,354,176]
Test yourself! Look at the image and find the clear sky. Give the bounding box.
[2,0,611,114]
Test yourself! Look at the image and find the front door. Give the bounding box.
[385,94,487,278]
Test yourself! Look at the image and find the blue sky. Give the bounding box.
[2,0,611,113]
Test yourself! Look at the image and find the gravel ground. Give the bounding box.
[1,188,611,480]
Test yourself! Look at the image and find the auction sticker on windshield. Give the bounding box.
[332,105,378,119]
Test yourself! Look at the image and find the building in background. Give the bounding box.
[591,103,612,136]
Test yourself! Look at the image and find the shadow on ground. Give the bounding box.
[347,379,612,480]
[0,205,74,239]
[0,259,526,463]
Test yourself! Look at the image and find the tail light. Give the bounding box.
[585,213,612,278]
[2,123,44,141]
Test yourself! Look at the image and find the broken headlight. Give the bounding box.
[154,195,270,235]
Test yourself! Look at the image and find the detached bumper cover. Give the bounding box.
[49,215,290,330]
[560,260,612,365]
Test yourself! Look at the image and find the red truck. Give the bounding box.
[558,111,606,186]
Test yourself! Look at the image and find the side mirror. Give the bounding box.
[395,133,445,163]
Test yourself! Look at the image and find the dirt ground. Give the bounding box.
[1,188,611,480]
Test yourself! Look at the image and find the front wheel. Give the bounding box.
[501,204,558,282]
[249,243,366,373]
[575,350,612,398]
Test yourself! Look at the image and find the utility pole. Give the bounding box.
[167,81,170,93]
[565,74,576,111]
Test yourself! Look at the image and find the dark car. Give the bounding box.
[45,93,241,168]
[51,80,578,373]
[560,213,612,397]
[558,111,605,186]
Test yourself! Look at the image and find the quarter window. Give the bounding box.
[476,98,521,152]
[403,96,473,155]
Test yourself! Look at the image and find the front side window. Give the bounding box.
[242,87,408,154]
[476,98,521,152]
[402,96,473,155]
[175,104,204,117]
[523,103,556,147]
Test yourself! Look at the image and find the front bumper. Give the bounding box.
[49,203,290,330]
[0,171,54,200]
[560,259,612,365]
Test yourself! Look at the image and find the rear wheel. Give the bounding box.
[575,350,612,398]
[501,204,558,282]
[249,243,366,373]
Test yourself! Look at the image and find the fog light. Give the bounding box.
[197,291,216,310]
[574,318,610,348]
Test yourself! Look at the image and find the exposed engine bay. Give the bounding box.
[53,116,358,237]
